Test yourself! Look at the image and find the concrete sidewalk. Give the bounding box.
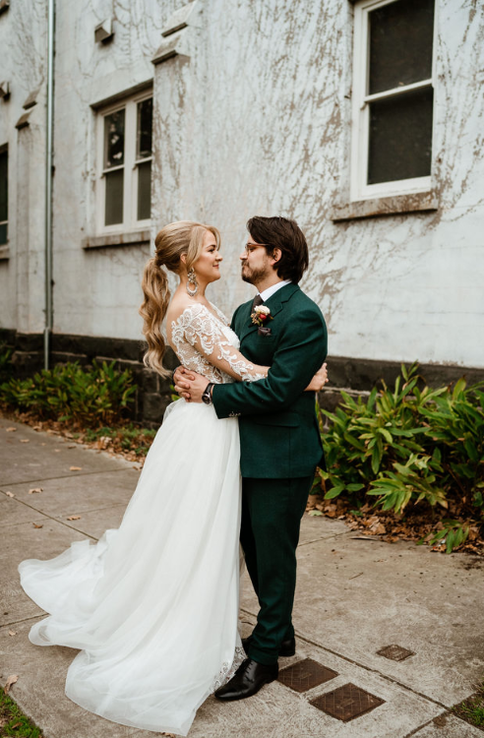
[1,417,483,738]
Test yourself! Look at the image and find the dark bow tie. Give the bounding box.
[251,294,264,312]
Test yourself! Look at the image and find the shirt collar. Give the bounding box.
[258,280,292,302]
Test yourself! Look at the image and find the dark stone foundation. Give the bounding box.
[1,328,482,426]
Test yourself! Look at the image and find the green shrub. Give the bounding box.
[317,363,484,552]
[0,360,136,427]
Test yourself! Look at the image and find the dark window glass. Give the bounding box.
[137,98,152,160]
[369,0,434,95]
[105,169,124,225]
[0,149,7,244]
[368,87,433,184]
[137,161,151,221]
[104,109,125,168]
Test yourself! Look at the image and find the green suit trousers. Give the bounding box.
[241,473,315,665]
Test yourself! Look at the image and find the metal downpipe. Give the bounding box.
[44,0,55,369]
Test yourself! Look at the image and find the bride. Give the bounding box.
[19,221,325,736]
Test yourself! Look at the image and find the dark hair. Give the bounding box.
[246,215,309,284]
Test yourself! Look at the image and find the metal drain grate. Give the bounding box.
[376,644,415,662]
[310,682,385,721]
[278,658,338,693]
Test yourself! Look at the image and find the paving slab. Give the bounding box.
[0,419,129,485]
[1,468,139,518]
[240,535,484,707]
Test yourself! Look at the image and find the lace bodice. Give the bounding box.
[169,302,267,385]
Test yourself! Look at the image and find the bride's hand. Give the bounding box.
[305,362,328,392]
[173,366,197,400]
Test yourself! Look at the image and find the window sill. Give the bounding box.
[83,229,151,250]
[330,191,439,222]
[0,245,10,260]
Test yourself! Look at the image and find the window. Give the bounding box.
[0,146,7,244]
[351,0,435,201]
[98,92,152,232]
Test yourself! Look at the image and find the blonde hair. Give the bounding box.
[139,220,221,377]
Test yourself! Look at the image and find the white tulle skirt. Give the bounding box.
[19,400,244,736]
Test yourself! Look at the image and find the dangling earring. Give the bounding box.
[186,267,198,297]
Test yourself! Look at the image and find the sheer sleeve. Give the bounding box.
[173,304,268,382]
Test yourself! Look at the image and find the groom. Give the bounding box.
[174,215,327,700]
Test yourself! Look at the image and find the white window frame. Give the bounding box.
[96,89,153,235]
[0,144,7,244]
[350,0,436,202]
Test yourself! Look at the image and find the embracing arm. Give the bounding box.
[172,304,268,382]
[212,308,327,418]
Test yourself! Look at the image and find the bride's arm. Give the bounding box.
[173,304,269,382]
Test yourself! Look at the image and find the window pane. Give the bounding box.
[0,224,6,245]
[105,169,124,225]
[0,150,7,223]
[137,161,151,220]
[104,109,125,168]
[137,98,152,160]
[368,87,433,184]
[369,0,434,95]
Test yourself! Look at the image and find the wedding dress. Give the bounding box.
[19,302,265,736]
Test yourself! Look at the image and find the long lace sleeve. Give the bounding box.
[172,304,268,382]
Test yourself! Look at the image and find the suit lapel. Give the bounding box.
[238,283,300,341]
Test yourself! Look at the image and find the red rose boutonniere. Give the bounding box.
[251,305,273,336]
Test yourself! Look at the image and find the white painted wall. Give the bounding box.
[1,0,483,368]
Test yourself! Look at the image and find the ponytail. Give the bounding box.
[139,257,171,377]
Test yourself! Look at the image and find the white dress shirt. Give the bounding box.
[258,279,292,302]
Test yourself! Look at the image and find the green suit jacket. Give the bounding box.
[212,283,327,478]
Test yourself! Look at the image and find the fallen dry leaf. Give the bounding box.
[67,444,76,449]
[32,523,43,529]
[20,439,30,443]
[5,491,14,498]
[8,630,17,636]
[4,674,18,693]
[28,487,43,494]
[66,515,81,521]
[6,427,17,432]
[69,466,82,471]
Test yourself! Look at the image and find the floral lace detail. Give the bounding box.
[211,645,246,692]
[170,303,266,384]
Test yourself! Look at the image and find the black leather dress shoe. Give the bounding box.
[214,658,278,701]
[242,635,296,658]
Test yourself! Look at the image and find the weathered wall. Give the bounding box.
[0,1,48,333]
[1,0,483,373]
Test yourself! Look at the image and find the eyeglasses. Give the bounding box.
[244,242,272,253]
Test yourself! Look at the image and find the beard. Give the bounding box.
[241,263,271,285]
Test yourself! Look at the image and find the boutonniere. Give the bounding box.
[251,305,273,336]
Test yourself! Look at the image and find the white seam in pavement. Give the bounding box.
[0,467,130,488]
[0,491,99,541]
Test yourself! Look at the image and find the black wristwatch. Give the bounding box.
[202,382,214,405]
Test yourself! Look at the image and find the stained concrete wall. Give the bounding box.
[1,0,483,371]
